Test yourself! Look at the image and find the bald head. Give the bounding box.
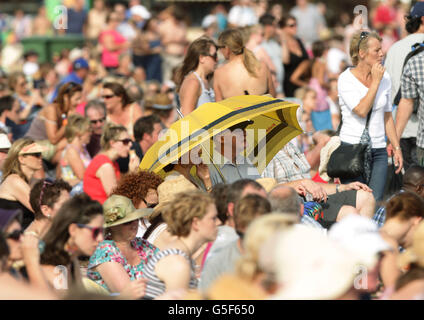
[403,165,424,198]
[268,185,301,215]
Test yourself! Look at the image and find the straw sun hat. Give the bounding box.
[103,195,152,228]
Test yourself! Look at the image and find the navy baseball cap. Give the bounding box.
[411,2,424,17]
[73,58,89,70]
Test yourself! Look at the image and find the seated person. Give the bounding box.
[208,121,261,185]
[262,141,375,228]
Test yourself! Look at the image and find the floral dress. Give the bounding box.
[87,238,158,291]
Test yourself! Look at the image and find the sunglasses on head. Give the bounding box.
[6,229,23,241]
[90,117,106,125]
[358,31,370,51]
[118,138,132,146]
[76,223,104,240]
[102,94,115,99]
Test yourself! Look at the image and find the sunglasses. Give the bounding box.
[358,31,370,51]
[204,52,218,62]
[287,23,297,27]
[25,152,42,159]
[141,198,157,209]
[0,149,9,154]
[102,94,115,99]
[118,138,132,146]
[90,117,106,125]
[76,224,104,240]
[6,229,23,241]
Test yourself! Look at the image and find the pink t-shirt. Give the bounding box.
[99,30,126,68]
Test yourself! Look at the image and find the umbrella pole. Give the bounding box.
[175,107,227,184]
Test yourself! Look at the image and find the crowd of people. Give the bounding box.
[0,0,424,300]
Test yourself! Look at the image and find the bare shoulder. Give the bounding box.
[180,75,201,92]
[4,174,27,188]
[156,253,190,276]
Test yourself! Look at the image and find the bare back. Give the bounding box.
[214,57,275,101]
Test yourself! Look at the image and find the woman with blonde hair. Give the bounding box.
[235,213,297,295]
[213,28,275,100]
[337,31,402,201]
[0,138,44,228]
[83,123,138,204]
[142,190,219,299]
[176,36,218,116]
[59,114,92,194]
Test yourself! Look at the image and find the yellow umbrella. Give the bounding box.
[139,95,303,178]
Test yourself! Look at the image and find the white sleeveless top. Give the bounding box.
[192,71,215,108]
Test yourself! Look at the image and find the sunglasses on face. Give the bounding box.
[0,149,9,154]
[118,138,132,146]
[25,152,42,159]
[141,198,157,209]
[76,223,104,240]
[102,94,115,99]
[6,229,23,241]
[204,52,218,62]
[90,117,106,125]
[287,23,297,28]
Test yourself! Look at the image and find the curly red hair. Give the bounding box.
[111,170,164,208]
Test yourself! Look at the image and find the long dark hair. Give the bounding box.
[40,194,103,266]
[103,82,131,107]
[53,82,82,118]
[176,36,217,92]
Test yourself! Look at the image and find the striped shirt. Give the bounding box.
[401,50,424,148]
[142,248,198,299]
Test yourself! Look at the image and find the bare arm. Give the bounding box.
[351,64,384,118]
[155,254,191,291]
[44,105,65,145]
[179,77,201,116]
[7,175,34,212]
[395,97,414,139]
[384,112,403,173]
[95,262,134,293]
[66,147,86,181]
[96,163,118,196]
[266,64,277,98]
[103,34,128,52]
[290,60,311,87]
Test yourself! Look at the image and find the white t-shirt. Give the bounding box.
[338,68,392,148]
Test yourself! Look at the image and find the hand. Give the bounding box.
[294,184,307,197]
[393,148,403,174]
[196,162,210,182]
[300,179,328,202]
[371,63,385,84]
[121,279,147,300]
[129,151,140,172]
[340,181,372,193]
[387,144,394,157]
